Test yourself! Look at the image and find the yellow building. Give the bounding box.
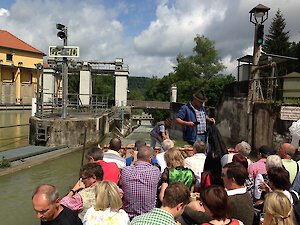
[0,30,45,104]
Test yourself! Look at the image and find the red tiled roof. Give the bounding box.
[0,30,45,55]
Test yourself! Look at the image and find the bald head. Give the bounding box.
[32,184,61,222]
[137,146,152,162]
[32,184,59,203]
[280,143,296,159]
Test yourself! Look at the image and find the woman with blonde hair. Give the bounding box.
[263,191,295,225]
[159,147,196,201]
[83,180,129,225]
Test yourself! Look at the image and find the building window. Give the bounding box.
[6,54,13,61]
[21,72,32,84]
[2,71,14,83]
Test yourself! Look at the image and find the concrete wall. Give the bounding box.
[215,97,249,147]
[29,113,109,147]
[115,72,128,107]
[80,69,92,105]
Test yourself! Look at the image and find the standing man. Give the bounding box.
[32,184,82,225]
[131,182,190,225]
[176,90,215,145]
[150,118,172,151]
[121,145,161,220]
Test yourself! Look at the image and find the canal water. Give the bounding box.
[0,121,153,225]
[0,150,83,225]
[0,110,31,152]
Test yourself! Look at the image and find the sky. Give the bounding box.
[0,0,299,78]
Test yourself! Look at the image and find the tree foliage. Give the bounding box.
[289,41,300,73]
[263,9,290,56]
[144,35,233,106]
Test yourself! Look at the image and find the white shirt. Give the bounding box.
[156,152,166,173]
[184,153,206,184]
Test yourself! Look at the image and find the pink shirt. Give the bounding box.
[248,158,267,179]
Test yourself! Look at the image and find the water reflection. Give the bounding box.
[0,110,31,151]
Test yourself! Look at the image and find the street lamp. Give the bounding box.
[249,4,270,80]
[56,23,68,119]
[249,4,270,25]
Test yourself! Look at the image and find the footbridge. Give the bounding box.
[127,100,170,109]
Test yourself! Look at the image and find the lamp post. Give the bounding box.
[56,23,68,119]
[247,4,270,147]
[249,4,270,100]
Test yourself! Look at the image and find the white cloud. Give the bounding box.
[134,0,227,57]
[0,8,10,16]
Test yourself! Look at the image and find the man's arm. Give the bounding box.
[176,118,195,128]
[205,115,215,123]
[60,180,85,211]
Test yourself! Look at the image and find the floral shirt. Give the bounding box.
[83,207,130,225]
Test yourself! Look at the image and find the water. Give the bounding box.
[0,151,82,225]
[0,121,154,225]
[0,110,31,151]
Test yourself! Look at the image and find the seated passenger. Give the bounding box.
[159,148,196,202]
[60,163,103,220]
[32,184,82,225]
[83,181,129,225]
[85,146,120,184]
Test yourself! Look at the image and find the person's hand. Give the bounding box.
[209,118,215,123]
[176,221,182,225]
[259,182,271,192]
[185,121,195,128]
[72,179,85,192]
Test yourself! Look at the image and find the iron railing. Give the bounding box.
[35,92,109,118]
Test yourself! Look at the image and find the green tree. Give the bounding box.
[145,35,229,105]
[128,89,145,100]
[263,9,290,56]
[289,41,300,73]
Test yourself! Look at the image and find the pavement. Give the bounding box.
[0,145,68,162]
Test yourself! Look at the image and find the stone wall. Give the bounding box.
[29,113,109,147]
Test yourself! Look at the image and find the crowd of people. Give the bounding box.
[31,90,299,225]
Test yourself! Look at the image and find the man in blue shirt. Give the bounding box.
[176,90,215,145]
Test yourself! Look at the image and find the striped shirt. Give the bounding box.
[121,161,161,219]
